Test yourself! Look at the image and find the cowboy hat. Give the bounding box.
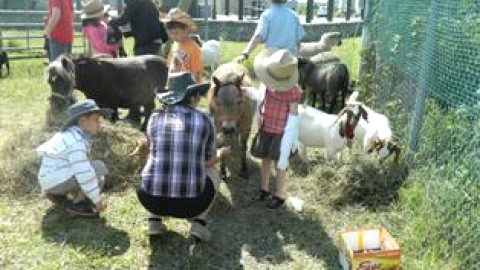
[162,8,197,33]
[156,72,210,105]
[81,0,110,20]
[254,48,299,92]
[62,99,111,130]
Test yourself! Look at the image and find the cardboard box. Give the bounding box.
[338,226,401,270]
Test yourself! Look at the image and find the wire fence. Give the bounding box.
[362,0,479,268]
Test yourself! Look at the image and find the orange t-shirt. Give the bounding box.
[168,39,202,82]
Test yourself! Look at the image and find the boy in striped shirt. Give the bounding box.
[37,99,110,218]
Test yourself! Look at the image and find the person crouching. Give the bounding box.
[37,99,110,218]
[137,72,229,242]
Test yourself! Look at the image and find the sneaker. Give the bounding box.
[189,220,211,242]
[65,200,99,218]
[46,194,69,206]
[147,217,167,236]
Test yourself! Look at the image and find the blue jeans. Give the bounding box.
[48,39,72,62]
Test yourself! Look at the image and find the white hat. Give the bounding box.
[81,0,110,20]
[254,48,299,91]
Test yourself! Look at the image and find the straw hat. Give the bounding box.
[162,8,197,33]
[157,72,210,105]
[81,0,110,20]
[254,48,299,91]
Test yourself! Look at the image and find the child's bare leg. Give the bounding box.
[274,167,286,199]
[261,158,272,192]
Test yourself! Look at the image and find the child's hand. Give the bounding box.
[96,200,107,212]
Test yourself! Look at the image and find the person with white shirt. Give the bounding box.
[37,99,110,218]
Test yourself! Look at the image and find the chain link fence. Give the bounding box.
[362,0,479,268]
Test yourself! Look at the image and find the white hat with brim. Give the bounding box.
[254,48,299,92]
[81,0,110,20]
[156,72,210,105]
[62,99,111,130]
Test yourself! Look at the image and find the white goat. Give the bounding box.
[299,32,342,58]
[201,39,221,73]
[348,92,401,162]
[298,103,367,161]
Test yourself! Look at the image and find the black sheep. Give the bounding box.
[298,57,350,113]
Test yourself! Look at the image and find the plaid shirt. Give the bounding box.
[261,87,301,134]
[141,105,215,198]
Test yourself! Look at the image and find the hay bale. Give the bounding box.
[0,121,145,197]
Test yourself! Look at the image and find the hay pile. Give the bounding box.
[0,121,146,197]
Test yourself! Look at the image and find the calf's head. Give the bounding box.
[321,32,342,47]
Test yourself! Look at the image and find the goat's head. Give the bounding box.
[336,103,368,148]
[368,140,402,163]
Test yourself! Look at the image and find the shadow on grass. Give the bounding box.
[40,207,130,257]
[143,158,340,269]
[331,161,409,210]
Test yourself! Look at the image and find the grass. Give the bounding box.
[0,38,411,269]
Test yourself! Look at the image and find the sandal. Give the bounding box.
[266,196,285,209]
[254,189,271,201]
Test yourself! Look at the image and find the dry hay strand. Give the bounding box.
[0,121,145,197]
[288,152,409,210]
[330,159,410,210]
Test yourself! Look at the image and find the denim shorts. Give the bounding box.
[48,39,72,62]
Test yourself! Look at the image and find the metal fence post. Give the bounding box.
[306,0,314,23]
[238,0,243,20]
[358,0,370,78]
[408,0,437,160]
[327,0,334,21]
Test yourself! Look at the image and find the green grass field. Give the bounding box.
[0,38,413,269]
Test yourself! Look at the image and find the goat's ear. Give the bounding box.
[212,76,221,96]
[61,57,74,73]
[360,105,368,122]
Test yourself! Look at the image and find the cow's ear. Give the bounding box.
[213,76,221,96]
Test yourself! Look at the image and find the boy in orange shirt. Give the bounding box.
[163,8,203,83]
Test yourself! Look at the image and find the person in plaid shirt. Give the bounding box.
[137,72,229,242]
[250,48,301,209]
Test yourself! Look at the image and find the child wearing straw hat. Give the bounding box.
[37,99,110,218]
[81,0,123,57]
[250,48,301,209]
[163,8,203,83]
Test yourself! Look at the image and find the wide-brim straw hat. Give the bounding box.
[81,0,110,20]
[156,72,210,105]
[62,99,111,130]
[162,8,197,33]
[254,48,299,92]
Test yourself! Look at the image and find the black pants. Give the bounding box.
[137,177,215,219]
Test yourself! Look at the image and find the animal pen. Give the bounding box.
[362,0,479,268]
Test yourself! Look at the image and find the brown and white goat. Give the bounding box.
[298,103,368,162]
[349,92,401,162]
